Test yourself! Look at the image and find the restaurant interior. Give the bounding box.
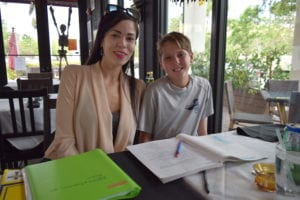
[1,1,300,134]
[0,1,300,199]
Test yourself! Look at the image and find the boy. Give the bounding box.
[138,32,214,142]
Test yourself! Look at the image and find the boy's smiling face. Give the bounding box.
[160,41,193,88]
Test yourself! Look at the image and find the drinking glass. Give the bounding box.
[275,144,300,200]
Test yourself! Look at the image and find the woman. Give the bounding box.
[45,5,145,159]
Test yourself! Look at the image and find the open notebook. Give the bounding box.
[127,132,267,184]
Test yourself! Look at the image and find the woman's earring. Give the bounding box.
[100,47,104,57]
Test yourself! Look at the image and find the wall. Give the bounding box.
[291,0,300,89]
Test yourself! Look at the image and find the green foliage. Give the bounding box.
[7,68,17,80]
[191,52,209,78]
[19,34,39,55]
[225,56,254,89]
[266,0,296,17]
[225,0,295,91]
[168,16,181,32]
[51,39,59,55]
[2,20,10,53]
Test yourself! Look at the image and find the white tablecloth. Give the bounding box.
[183,131,277,200]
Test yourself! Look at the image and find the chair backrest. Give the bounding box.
[0,88,48,169]
[28,72,55,93]
[266,80,299,92]
[0,88,48,136]
[288,92,300,124]
[27,72,53,80]
[224,80,236,115]
[17,78,52,93]
[43,97,56,150]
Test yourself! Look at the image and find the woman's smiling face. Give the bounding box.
[101,19,137,67]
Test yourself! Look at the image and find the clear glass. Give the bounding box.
[124,0,140,79]
[1,2,81,81]
[275,144,300,199]
[223,0,297,131]
[47,5,81,77]
[1,2,39,80]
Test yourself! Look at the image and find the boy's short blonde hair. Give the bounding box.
[157,32,192,60]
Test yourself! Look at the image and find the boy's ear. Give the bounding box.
[190,52,194,64]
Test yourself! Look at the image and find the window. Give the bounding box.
[1,2,39,80]
[167,0,212,79]
[47,5,80,79]
[223,0,296,131]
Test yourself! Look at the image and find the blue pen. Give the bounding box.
[174,141,182,157]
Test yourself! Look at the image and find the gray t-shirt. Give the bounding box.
[138,75,214,140]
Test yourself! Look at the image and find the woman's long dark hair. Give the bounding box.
[85,11,140,121]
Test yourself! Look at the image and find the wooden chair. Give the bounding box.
[43,97,56,150]
[266,79,299,92]
[27,72,53,80]
[224,80,274,130]
[288,92,300,124]
[27,72,58,93]
[17,78,52,93]
[17,78,57,149]
[0,88,48,171]
[265,79,299,115]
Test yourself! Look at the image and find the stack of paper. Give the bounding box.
[127,133,267,183]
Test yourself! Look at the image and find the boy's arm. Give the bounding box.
[197,118,208,136]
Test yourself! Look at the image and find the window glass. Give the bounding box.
[109,0,118,5]
[48,5,80,79]
[1,2,39,81]
[125,0,140,79]
[1,2,81,82]
[223,0,297,131]
[167,1,212,79]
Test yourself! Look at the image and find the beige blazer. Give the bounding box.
[45,63,145,159]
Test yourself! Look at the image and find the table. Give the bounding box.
[5,79,60,91]
[183,131,277,200]
[0,95,56,150]
[109,151,206,200]
[113,131,279,200]
[260,90,291,124]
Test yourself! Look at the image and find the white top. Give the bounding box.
[138,75,214,140]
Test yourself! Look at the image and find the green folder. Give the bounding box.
[23,149,141,200]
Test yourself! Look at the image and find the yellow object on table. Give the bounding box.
[0,183,25,200]
[253,163,276,192]
[0,169,25,200]
[0,169,23,185]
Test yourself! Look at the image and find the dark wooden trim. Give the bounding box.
[78,0,89,64]
[35,0,52,72]
[0,0,77,7]
[139,0,167,81]
[208,0,228,133]
[0,9,7,87]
